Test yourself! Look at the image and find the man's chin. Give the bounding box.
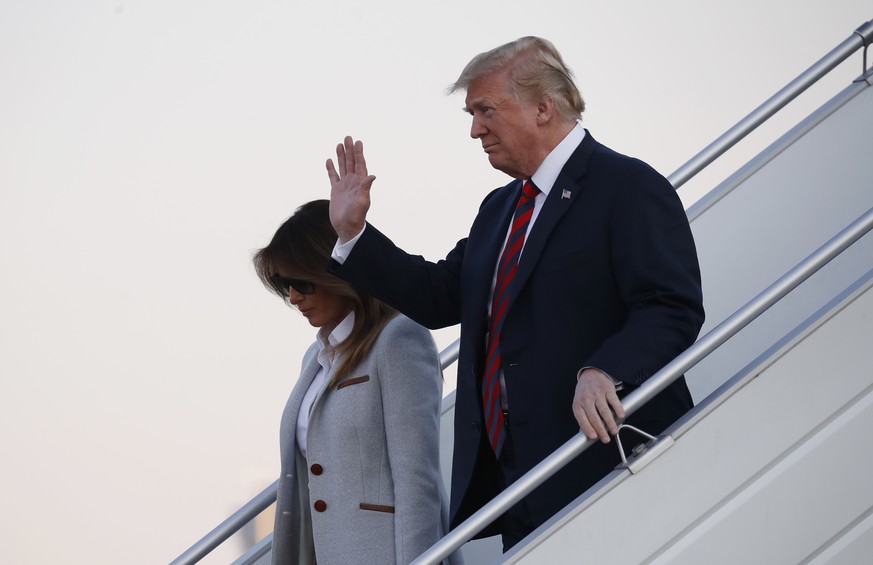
[487,154,507,172]
[487,155,518,177]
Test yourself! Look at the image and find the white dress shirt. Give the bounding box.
[296,311,355,457]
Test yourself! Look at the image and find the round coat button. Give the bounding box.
[310,464,323,475]
[313,500,327,512]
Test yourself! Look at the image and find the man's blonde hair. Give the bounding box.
[448,36,585,122]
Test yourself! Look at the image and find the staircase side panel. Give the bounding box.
[686,82,873,402]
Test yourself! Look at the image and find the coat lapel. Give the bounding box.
[508,132,597,304]
[463,182,522,374]
[468,181,523,315]
[307,350,342,418]
[288,352,322,420]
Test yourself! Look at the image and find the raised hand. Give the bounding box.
[326,136,377,243]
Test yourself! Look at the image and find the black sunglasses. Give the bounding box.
[270,274,315,297]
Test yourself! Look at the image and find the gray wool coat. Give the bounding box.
[271,314,463,565]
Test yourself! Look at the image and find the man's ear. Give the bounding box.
[536,94,555,125]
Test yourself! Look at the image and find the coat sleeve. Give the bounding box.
[374,315,446,564]
[328,223,466,330]
[586,161,705,384]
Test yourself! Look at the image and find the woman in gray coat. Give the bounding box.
[253,200,460,565]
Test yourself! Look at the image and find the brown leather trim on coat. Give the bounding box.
[359,502,395,513]
[337,375,370,389]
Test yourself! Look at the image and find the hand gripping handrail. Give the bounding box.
[411,206,873,564]
[668,18,873,190]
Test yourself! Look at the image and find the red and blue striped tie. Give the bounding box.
[483,180,539,456]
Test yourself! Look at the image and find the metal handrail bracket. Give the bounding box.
[614,424,675,475]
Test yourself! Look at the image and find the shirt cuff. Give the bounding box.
[330,225,366,264]
[578,366,625,391]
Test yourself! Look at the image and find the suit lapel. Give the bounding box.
[279,348,322,458]
[468,181,524,314]
[292,354,323,413]
[509,132,597,302]
[463,181,522,374]
[308,351,340,417]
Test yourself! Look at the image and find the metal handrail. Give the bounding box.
[170,480,279,565]
[439,336,461,368]
[411,207,873,564]
[668,18,873,189]
[170,341,462,565]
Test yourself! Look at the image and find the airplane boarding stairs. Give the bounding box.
[172,19,873,565]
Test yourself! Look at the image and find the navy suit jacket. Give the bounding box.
[328,131,704,533]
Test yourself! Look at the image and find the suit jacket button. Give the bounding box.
[310,463,323,475]
[472,422,480,433]
[313,500,327,512]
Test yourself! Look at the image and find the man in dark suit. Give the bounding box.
[325,36,704,551]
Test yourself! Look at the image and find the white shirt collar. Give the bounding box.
[317,310,355,353]
[530,122,586,195]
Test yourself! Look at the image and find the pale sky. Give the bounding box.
[1,1,870,563]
